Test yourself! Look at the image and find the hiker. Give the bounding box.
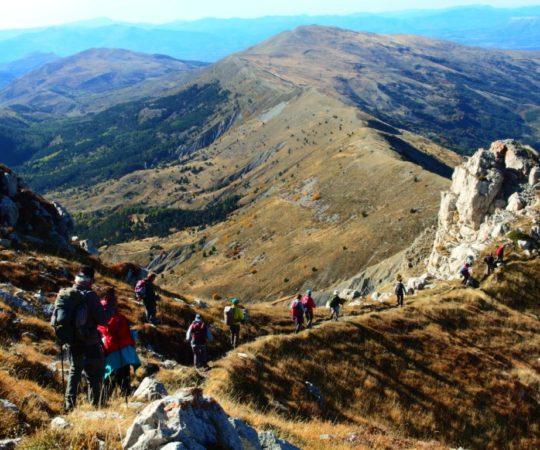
[51,265,114,412]
[484,253,495,276]
[135,272,159,325]
[186,314,213,368]
[224,298,245,348]
[97,288,140,399]
[394,276,406,307]
[302,289,316,328]
[290,294,305,333]
[495,244,506,266]
[460,263,471,286]
[329,290,344,321]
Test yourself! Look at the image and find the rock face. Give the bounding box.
[131,377,168,402]
[0,164,74,250]
[124,388,299,450]
[428,140,539,278]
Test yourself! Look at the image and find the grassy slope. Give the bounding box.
[206,257,540,450]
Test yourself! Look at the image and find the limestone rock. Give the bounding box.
[50,417,71,429]
[0,399,19,414]
[529,166,539,186]
[229,418,263,450]
[258,431,300,450]
[131,377,168,401]
[79,239,99,256]
[0,438,22,450]
[124,388,298,450]
[506,193,524,212]
[428,140,539,280]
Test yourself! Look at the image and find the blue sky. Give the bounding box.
[1,1,539,29]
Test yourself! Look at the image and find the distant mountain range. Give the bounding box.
[0,48,206,117]
[0,6,539,65]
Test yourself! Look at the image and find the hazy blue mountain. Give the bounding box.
[0,52,59,88]
[0,6,538,64]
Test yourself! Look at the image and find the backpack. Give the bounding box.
[291,300,303,316]
[460,266,469,277]
[191,321,207,345]
[224,306,234,326]
[329,295,341,308]
[51,287,88,345]
[135,279,146,299]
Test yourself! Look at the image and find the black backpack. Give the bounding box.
[51,287,89,345]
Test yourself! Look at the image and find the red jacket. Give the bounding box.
[97,306,135,355]
[302,295,316,311]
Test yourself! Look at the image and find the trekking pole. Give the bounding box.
[60,344,65,395]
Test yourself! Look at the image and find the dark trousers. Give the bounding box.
[65,343,105,411]
[192,345,208,368]
[105,365,131,398]
[143,300,157,324]
[229,325,240,348]
[293,315,304,333]
[396,294,404,307]
[305,309,314,328]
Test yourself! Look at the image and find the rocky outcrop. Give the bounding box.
[124,388,299,450]
[131,377,168,402]
[428,140,540,279]
[0,164,74,250]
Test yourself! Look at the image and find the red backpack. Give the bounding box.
[191,322,207,345]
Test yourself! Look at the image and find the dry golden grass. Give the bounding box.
[206,258,540,450]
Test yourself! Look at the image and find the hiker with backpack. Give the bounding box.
[97,288,140,399]
[460,263,471,286]
[394,276,406,307]
[290,294,305,333]
[484,253,495,276]
[329,290,345,321]
[51,265,114,412]
[302,289,316,328]
[495,244,506,266]
[135,273,159,325]
[224,298,245,348]
[186,314,213,368]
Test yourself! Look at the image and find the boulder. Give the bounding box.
[50,417,71,429]
[79,239,99,256]
[529,166,539,186]
[0,196,19,227]
[123,388,299,450]
[406,276,428,292]
[518,240,533,251]
[0,399,18,414]
[258,431,300,450]
[132,377,168,401]
[506,193,524,212]
[52,202,74,237]
[0,438,22,450]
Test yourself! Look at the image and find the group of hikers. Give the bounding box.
[290,289,345,333]
[460,244,506,286]
[51,266,252,410]
[51,243,507,411]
